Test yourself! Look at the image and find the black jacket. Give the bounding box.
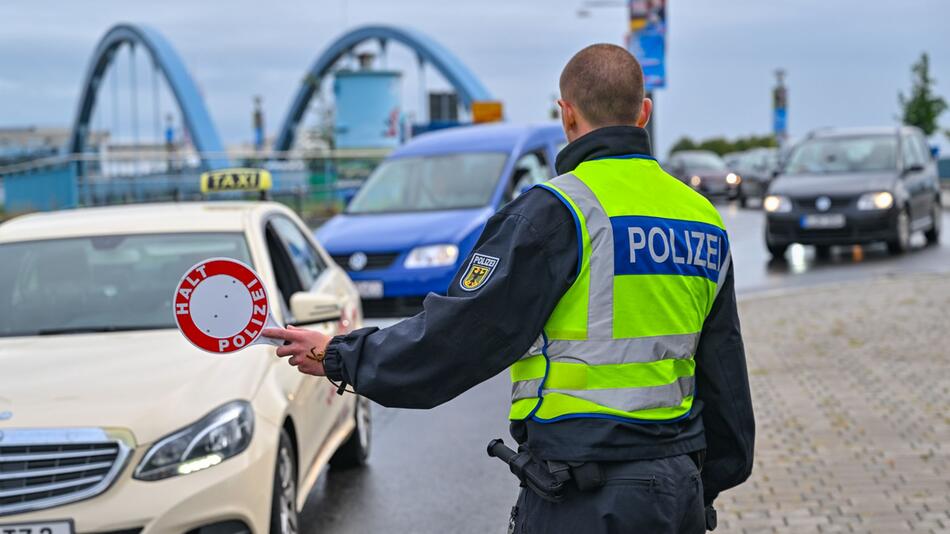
[324,126,755,505]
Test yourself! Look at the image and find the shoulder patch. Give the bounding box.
[459,253,500,292]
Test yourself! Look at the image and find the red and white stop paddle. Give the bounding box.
[173,258,283,354]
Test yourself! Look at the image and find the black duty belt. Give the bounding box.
[487,438,718,530]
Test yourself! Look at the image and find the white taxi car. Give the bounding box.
[0,201,370,533]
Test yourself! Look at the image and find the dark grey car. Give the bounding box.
[668,150,740,201]
[764,126,942,258]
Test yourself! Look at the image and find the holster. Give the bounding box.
[487,439,566,502]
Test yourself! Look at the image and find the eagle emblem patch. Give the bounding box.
[460,253,500,291]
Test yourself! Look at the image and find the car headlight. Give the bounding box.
[763,195,792,213]
[134,400,254,481]
[726,173,741,185]
[857,191,894,210]
[689,175,702,187]
[404,244,459,268]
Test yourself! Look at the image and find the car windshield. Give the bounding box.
[346,152,508,213]
[677,152,727,171]
[784,135,898,174]
[0,233,251,337]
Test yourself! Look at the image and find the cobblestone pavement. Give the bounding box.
[719,274,950,533]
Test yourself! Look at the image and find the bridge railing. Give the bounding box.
[0,149,390,224]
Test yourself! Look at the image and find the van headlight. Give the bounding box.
[404,244,459,268]
[857,191,894,210]
[726,173,741,185]
[134,400,254,481]
[763,195,792,213]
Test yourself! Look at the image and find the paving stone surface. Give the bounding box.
[719,274,950,533]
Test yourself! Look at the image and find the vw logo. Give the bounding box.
[348,252,368,272]
[815,196,832,212]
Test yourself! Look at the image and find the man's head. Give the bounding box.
[558,44,652,142]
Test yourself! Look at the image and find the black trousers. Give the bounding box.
[508,454,705,534]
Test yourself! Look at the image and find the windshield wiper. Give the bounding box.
[35,325,166,336]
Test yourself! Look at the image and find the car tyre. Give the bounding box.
[766,241,788,259]
[738,194,748,208]
[887,207,912,255]
[924,197,942,245]
[270,429,299,534]
[330,395,371,469]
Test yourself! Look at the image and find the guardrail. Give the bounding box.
[0,149,390,224]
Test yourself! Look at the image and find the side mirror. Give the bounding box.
[902,164,925,176]
[289,292,342,325]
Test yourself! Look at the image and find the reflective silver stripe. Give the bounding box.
[714,251,732,299]
[512,379,543,401]
[546,332,700,365]
[544,376,694,412]
[549,173,614,339]
[518,334,546,361]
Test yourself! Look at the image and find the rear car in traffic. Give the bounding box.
[317,123,565,318]
[0,201,370,533]
[733,147,778,207]
[668,150,740,201]
[763,126,941,258]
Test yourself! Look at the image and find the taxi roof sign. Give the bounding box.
[200,168,273,194]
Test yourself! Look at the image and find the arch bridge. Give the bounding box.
[273,24,493,152]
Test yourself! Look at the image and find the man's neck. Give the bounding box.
[555,126,653,175]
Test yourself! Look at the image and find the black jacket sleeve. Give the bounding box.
[323,189,577,409]
[694,262,756,505]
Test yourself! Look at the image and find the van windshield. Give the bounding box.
[346,152,508,213]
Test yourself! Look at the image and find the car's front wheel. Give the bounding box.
[925,196,942,245]
[330,395,372,469]
[887,207,911,255]
[270,429,299,534]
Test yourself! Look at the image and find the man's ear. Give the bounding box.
[636,97,653,128]
[558,99,577,140]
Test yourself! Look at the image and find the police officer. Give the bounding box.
[264,43,755,533]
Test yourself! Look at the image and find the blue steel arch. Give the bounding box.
[274,24,493,151]
[69,23,227,168]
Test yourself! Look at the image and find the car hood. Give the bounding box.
[0,330,271,445]
[769,171,897,197]
[317,207,494,254]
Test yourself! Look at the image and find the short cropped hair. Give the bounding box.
[559,44,644,127]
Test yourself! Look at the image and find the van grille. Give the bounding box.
[0,429,131,516]
[331,253,400,271]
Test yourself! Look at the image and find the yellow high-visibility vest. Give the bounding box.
[509,155,730,423]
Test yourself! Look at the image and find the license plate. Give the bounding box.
[801,214,846,229]
[354,280,383,299]
[0,521,73,534]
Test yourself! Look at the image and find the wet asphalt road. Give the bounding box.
[300,203,950,534]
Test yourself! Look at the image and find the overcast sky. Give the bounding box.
[1,0,949,156]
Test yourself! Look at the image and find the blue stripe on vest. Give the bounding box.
[611,215,729,282]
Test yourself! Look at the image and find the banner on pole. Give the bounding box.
[627,0,667,90]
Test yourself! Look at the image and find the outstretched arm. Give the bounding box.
[265,189,577,409]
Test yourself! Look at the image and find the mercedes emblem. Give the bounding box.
[348,252,368,272]
[815,196,832,212]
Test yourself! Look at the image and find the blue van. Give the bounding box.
[317,123,566,317]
